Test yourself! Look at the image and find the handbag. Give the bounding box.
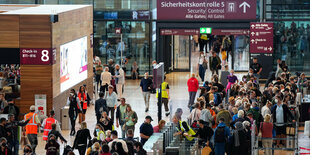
[202,61,208,69]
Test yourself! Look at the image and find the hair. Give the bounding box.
[116,142,126,153]
[108,85,114,89]
[264,114,271,122]
[127,129,134,136]
[80,122,87,129]
[102,144,110,153]
[232,107,238,114]
[120,98,126,102]
[194,102,200,108]
[70,89,76,94]
[50,110,55,116]
[96,123,104,132]
[99,92,104,98]
[51,123,56,130]
[0,118,6,123]
[126,104,132,112]
[191,73,195,78]
[158,120,166,130]
[79,85,85,94]
[238,110,244,118]
[106,130,111,138]
[111,130,118,137]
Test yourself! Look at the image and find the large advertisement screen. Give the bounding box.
[60,36,88,92]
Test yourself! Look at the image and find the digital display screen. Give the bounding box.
[60,36,88,92]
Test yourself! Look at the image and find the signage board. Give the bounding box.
[212,29,249,35]
[157,0,256,20]
[250,22,274,54]
[200,27,212,34]
[132,10,150,19]
[20,48,55,65]
[160,29,199,35]
[115,28,122,34]
[35,94,47,117]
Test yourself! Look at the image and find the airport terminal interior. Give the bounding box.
[0,0,310,155]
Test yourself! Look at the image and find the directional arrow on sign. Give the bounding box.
[268,47,273,51]
[251,24,255,29]
[239,1,250,13]
[251,39,255,43]
[251,32,255,36]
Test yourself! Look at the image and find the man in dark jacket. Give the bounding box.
[6,114,31,155]
[48,123,67,144]
[3,99,20,121]
[0,118,8,140]
[271,95,295,147]
[188,120,214,147]
[95,92,107,123]
[209,52,221,75]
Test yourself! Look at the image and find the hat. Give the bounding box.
[145,116,153,121]
[30,105,36,111]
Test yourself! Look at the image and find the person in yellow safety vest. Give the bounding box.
[156,76,170,116]
[42,110,61,141]
[94,124,105,141]
[24,105,41,154]
[172,115,195,141]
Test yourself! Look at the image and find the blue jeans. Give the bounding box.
[188,92,197,107]
[199,65,206,82]
[10,140,19,155]
[254,73,260,84]
[214,142,225,155]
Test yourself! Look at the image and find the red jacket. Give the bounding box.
[187,77,199,92]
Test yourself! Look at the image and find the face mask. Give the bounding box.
[230,73,233,76]
[96,129,100,132]
[243,78,247,82]
[196,123,200,128]
[275,99,278,103]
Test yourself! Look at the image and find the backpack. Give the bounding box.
[126,141,135,155]
[110,141,117,153]
[214,126,226,143]
[8,105,16,115]
[214,93,222,106]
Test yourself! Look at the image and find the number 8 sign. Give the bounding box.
[20,48,55,65]
[41,50,49,62]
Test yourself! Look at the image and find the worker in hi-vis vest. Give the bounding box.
[24,105,41,154]
[156,76,170,116]
[42,110,61,141]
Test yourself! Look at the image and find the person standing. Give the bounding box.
[24,105,41,154]
[6,114,31,155]
[95,92,107,123]
[250,57,262,84]
[260,114,273,155]
[48,123,67,143]
[156,76,170,116]
[198,52,208,82]
[226,70,238,92]
[73,122,92,155]
[67,89,81,136]
[139,116,154,145]
[42,110,61,141]
[95,62,104,92]
[78,86,87,123]
[45,134,60,155]
[3,99,20,121]
[105,85,118,122]
[187,73,199,109]
[209,51,221,75]
[214,118,230,155]
[116,98,128,138]
[101,67,112,94]
[124,104,138,135]
[114,64,125,100]
[140,72,153,112]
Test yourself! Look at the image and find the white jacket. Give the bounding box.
[115,68,125,84]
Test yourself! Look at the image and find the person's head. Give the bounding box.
[212,51,216,56]
[99,92,104,98]
[111,130,118,139]
[120,98,126,105]
[102,111,108,118]
[238,110,244,118]
[175,108,183,118]
[266,101,272,108]
[224,64,229,71]
[48,134,56,143]
[230,70,234,76]
[8,114,14,122]
[91,142,100,152]
[70,89,76,95]
[50,110,55,117]
[264,114,271,122]
[108,85,114,93]
[116,142,125,152]
[235,122,244,130]
[253,57,258,63]
[126,129,134,138]
[275,95,283,104]
[108,59,113,65]
[80,121,87,129]
[104,67,109,72]
[145,116,153,124]
[219,118,225,123]
[79,85,85,93]
[194,102,200,109]
[277,58,281,64]
[106,130,111,138]
[51,123,56,130]
[232,107,238,115]
[198,120,205,128]
[96,124,104,132]
[102,144,110,153]
[158,120,166,129]
[23,144,32,154]
[126,104,132,112]
[115,64,120,70]
[172,115,179,124]
[0,94,4,100]
[191,73,195,78]
[30,105,36,112]
[134,142,143,152]
[144,72,149,79]
[0,118,6,125]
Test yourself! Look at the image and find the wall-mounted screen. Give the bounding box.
[60,36,88,92]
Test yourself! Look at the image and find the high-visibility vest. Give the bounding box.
[97,130,106,141]
[180,121,195,141]
[156,82,169,99]
[42,117,56,141]
[24,112,38,135]
[78,92,87,110]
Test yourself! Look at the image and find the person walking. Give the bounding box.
[105,85,118,122]
[250,57,262,84]
[45,134,60,155]
[139,116,154,145]
[6,114,31,155]
[198,51,208,82]
[24,105,41,154]
[73,122,92,155]
[95,92,107,123]
[140,72,153,112]
[42,110,61,141]
[156,76,170,116]
[114,64,125,100]
[101,67,112,94]
[124,104,138,136]
[187,73,199,109]
[260,114,273,155]
[67,89,81,136]
[209,51,221,75]
[95,62,103,92]
[214,118,230,155]
[116,98,128,138]
[48,123,67,143]
[78,86,87,123]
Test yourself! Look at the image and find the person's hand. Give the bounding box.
[183,133,188,136]
[114,105,117,109]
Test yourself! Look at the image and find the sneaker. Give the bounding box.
[165,112,170,116]
[145,108,149,112]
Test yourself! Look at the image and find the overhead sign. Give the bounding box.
[250,22,274,53]
[200,27,212,34]
[20,48,55,65]
[160,29,199,35]
[212,29,250,35]
[157,0,256,20]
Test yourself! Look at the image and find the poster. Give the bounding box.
[60,36,88,92]
[35,94,47,117]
